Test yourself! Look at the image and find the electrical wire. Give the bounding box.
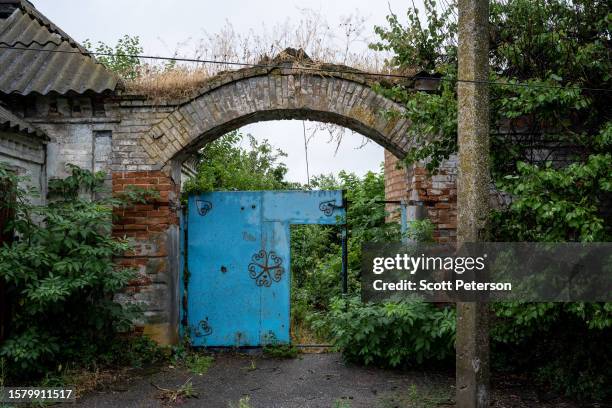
[302,121,310,187]
[0,44,610,93]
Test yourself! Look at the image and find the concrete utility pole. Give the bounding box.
[456,0,490,407]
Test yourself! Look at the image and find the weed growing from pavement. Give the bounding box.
[240,360,257,372]
[229,395,252,408]
[333,397,352,407]
[262,343,300,359]
[185,354,214,375]
[379,383,453,408]
[152,378,199,403]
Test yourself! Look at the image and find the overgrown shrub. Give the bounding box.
[318,297,456,366]
[99,335,168,369]
[491,302,612,401]
[404,219,435,243]
[322,299,611,399]
[290,170,401,340]
[492,153,612,242]
[83,35,143,81]
[182,130,295,196]
[0,164,159,380]
[321,299,611,400]
[369,0,612,400]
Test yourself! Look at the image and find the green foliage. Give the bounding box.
[155,378,199,403]
[184,354,214,375]
[394,74,458,172]
[302,204,441,367]
[401,384,453,408]
[370,0,456,72]
[262,343,299,359]
[404,219,435,243]
[100,335,168,369]
[491,302,612,400]
[331,170,401,244]
[261,331,299,358]
[47,164,107,199]
[83,35,143,80]
[332,398,352,408]
[229,396,252,408]
[0,164,157,379]
[378,383,453,408]
[323,298,611,399]
[176,380,198,399]
[492,153,612,242]
[183,131,294,196]
[290,170,400,340]
[370,0,458,171]
[118,185,161,205]
[372,2,611,399]
[168,342,214,374]
[373,0,611,179]
[320,297,456,367]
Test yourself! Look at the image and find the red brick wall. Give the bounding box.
[384,150,408,220]
[384,150,458,243]
[111,170,180,344]
[405,157,458,243]
[112,171,179,238]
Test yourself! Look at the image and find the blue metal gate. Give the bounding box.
[181,190,345,347]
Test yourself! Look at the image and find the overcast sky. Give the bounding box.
[33,0,422,184]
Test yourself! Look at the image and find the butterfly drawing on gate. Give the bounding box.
[248,249,284,287]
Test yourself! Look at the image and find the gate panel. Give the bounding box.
[185,190,345,347]
[262,190,345,224]
[258,220,290,344]
[187,192,264,346]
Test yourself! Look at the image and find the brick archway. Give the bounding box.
[116,55,422,344]
[139,61,413,168]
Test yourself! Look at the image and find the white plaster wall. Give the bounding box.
[0,131,46,205]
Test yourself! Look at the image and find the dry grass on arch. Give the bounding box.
[121,9,392,101]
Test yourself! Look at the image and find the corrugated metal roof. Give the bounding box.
[0,104,46,138]
[0,0,118,96]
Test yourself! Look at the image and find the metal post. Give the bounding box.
[341,193,348,295]
[456,0,491,407]
[341,226,348,295]
[400,199,408,243]
[404,200,428,243]
[180,204,189,335]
